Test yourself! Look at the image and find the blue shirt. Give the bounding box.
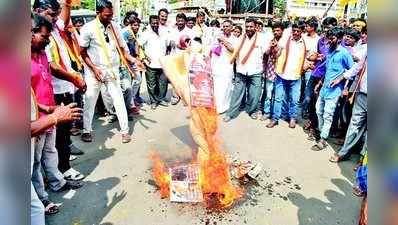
[122,29,138,57]
[320,45,354,99]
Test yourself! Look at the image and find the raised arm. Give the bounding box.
[59,0,73,27]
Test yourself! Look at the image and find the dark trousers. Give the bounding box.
[73,89,84,128]
[227,73,263,118]
[145,67,168,104]
[54,92,73,173]
[303,76,321,130]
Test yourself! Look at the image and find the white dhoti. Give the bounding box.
[213,72,234,114]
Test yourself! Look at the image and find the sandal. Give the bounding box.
[307,132,316,141]
[353,186,365,197]
[70,127,81,136]
[303,121,311,130]
[43,200,59,215]
[311,140,327,151]
[329,153,342,163]
[259,114,269,121]
[63,168,85,181]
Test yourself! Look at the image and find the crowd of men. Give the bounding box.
[30,0,368,224]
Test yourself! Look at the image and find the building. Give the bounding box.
[286,0,367,18]
[346,0,367,19]
[286,0,345,18]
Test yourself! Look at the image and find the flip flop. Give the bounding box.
[353,186,365,197]
[43,200,59,215]
[329,154,342,163]
[311,141,327,151]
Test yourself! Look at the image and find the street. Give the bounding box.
[47,93,361,225]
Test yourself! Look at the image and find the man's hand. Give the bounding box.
[342,87,349,96]
[317,54,325,61]
[135,59,146,72]
[142,58,151,66]
[330,76,344,88]
[72,72,87,92]
[52,103,82,124]
[92,68,104,82]
[270,39,278,48]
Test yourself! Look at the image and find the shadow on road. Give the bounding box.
[288,178,360,225]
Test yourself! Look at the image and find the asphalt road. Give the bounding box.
[46,94,361,225]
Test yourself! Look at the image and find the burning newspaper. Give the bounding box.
[169,164,203,203]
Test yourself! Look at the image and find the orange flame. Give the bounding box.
[149,152,170,198]
[195,107,243,208]
[150,106,243,208]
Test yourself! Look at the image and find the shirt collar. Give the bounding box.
[290,36,303,43]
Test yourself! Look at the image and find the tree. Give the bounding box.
[274,0,286,16]
[120,0,149,18]
[77,0,95,10]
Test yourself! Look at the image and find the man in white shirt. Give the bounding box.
[267,22,307,129]
[139,15,169,109]
[79,0,138,143]
[223,18,270,122]
[211,20,238,114]
[193,11,208,42]
[303,18,320,86]
[170,13,195,53]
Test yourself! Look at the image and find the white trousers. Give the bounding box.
[83,70,129,134]
[213,72,234,114]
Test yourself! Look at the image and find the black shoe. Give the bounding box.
[55,180,84,192]
[171,96,180,105]
[158,101,169,107]
[70,144,84,155]
[81,133,93,142]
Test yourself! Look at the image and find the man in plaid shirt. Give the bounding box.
[260,21,284,120]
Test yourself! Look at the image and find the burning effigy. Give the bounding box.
[150,40,244,209]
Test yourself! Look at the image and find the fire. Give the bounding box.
[150,106,243,209]
[150,152,170,199]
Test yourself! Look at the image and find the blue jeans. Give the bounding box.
[316,94,340,139]
[119,66,134,110]
[31,182,45,225]
[272,75,302,121]
[304,71,312,86]
[337,93,367,158]
[263,79,275,115]
[226,73,263,118]
[32,130,66,202]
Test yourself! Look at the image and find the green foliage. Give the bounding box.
[274,0,286,16]
[77,0,96,10]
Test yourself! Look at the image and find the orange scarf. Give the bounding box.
[229,32,257,65]
[58,26,83,71]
